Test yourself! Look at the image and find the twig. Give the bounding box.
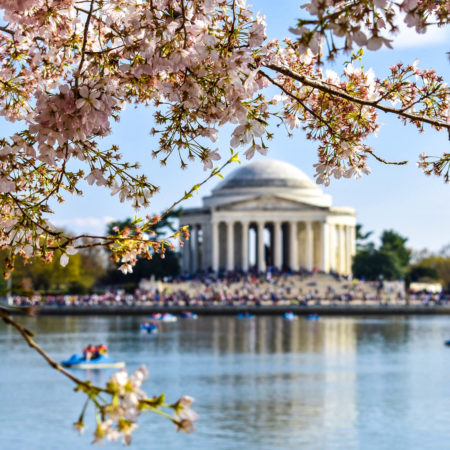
[77,0,96,80]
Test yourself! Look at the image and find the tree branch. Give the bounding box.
[263,63,450,130]
[259,69,408,166]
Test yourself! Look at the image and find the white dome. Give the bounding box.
[203,159,332,208]
[214,159,318,191]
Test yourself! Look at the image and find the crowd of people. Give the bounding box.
[8,271,449,308]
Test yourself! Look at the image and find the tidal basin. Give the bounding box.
[3,316,450,449]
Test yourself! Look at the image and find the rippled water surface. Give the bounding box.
[2,315,450,449]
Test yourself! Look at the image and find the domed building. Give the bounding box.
[179,160,356,275]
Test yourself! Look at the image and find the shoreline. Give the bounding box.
[12,304,450,316]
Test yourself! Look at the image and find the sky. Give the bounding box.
[3,1,450,252]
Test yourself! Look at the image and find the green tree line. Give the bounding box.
[352,226,450,290]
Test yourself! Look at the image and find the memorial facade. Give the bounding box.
[180,160,356,275]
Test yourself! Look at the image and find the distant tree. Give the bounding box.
[407,265,439,283]
[9,247,105,295]
[353,229,410,280]
[353,248,405,281]
[380,230,411,268]
[355,224,374,250]
[439,244,450,258]
[411,256,450,290]
[0,274,7,298]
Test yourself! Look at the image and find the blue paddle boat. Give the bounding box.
[149,313,178,323]
[306,314,320,321]
[181,311,198,319]
[140,321,158,333]
[237,312,254,319]
[282,312,296,321]
[62,352,125,369]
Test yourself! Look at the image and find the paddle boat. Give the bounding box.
[149,313,178,323]
[306,314,320,321]
[140,321,158,333]
[237,312,254,319]
[62,345,125,369]
[181,311,198,319]
[282,312,296,321]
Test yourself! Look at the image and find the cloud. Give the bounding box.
[52,216,116,233]
[392,23,450,49]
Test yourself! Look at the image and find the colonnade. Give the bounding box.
[182,219,356,276]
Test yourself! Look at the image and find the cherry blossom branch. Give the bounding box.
[365,149,407,166]
[260,69,408,166]
[263,63,450,130]
[0,26,14,36]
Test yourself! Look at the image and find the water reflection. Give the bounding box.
[2,316,450,449]
[181,316,359,356]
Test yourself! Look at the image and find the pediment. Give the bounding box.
[216,194,327,212]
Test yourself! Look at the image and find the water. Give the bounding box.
[2,315,450,449]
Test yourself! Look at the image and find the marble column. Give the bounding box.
[241,221,249,272]
[191,225,198,273]
[212,221,219,272]
[274,221,282,270]
[338,224,346,275]
[289,221,298,272]
[226,221,234,271]
[346,225,352,275]
[257,221,266,273]
[197,224,204,271]
[200,224,208,271]
[321,221,330,272]
[351,225,356,256]
[329,223,336,272]
[305,221,313,271]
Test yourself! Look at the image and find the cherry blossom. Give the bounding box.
[290,0,449,58]
[202,149,221,171]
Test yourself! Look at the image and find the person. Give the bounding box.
[82,344,96,361]
[97,344,108,356]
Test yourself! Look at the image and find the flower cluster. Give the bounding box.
[91,366,148,445]
[417,152,450,182]
[74,365,198,446]
[289,0,450,58]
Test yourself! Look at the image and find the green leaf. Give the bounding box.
[230,153,241,165]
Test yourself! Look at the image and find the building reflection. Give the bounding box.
[203,316,359,356]
[190,316,360,445]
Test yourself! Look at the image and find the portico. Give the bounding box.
[180,160,356,275]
